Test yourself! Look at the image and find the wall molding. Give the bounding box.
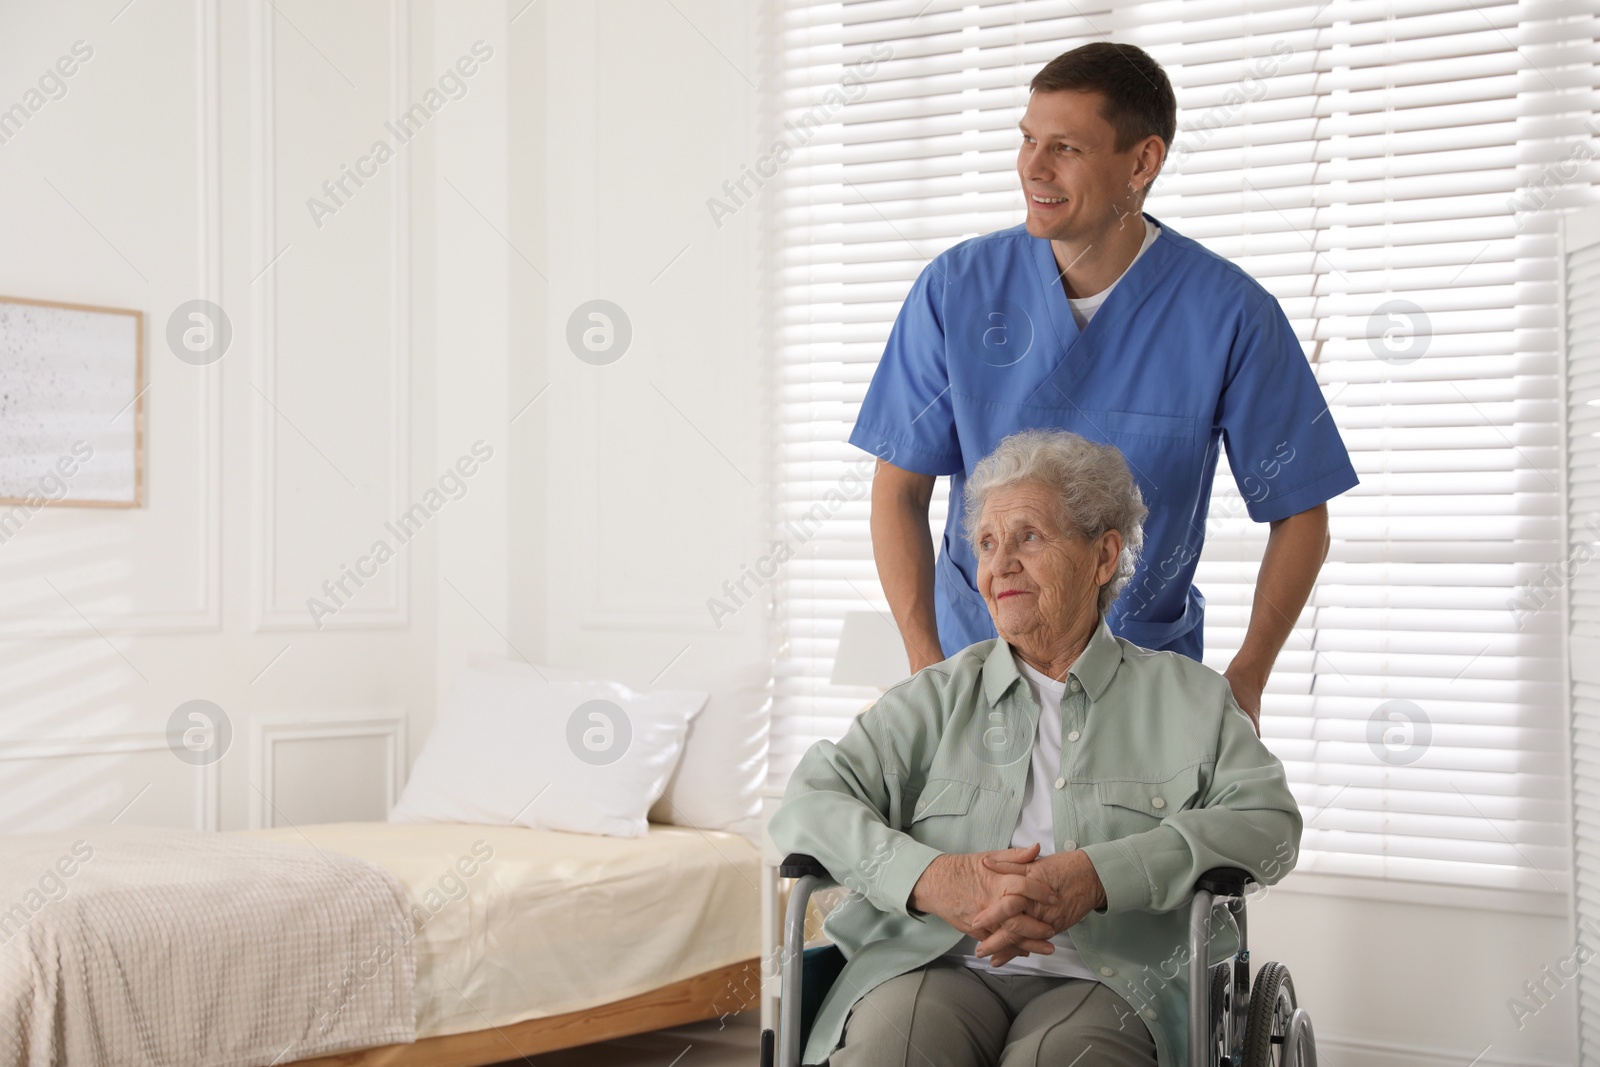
[247,708,405,830]
[0,0,224,637]
[250,0,411,631]
[0,731,219,831]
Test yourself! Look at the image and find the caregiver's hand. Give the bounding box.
[971,849,1106,967]
[908,844,1058,955]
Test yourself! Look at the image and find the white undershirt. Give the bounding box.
[946,650,1097,981]
[1065,217,1160,330]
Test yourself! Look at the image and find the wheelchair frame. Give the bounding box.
[761,855,1317,1067]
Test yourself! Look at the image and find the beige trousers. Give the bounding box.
[822,958,1158,1067]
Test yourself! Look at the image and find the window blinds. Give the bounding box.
[1565,205,1600,1054]
[769,0,1598,899]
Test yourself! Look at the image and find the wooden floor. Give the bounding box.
[498,1010,762,1067]
[285,959,761,1067]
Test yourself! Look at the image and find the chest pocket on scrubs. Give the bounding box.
[1073,408,1202,444]
[1092,764,1205,839]
[909,778,977,852]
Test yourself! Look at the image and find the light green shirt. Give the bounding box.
[770,620,1301,1067]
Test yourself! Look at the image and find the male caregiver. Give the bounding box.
[851,41,1358,730]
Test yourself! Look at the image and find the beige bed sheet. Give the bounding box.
[237,821,760,1039]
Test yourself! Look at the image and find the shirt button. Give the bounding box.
[1062,839,1077,851]
[1099,966,1114,976]
[1067,730,1080,742]
[1054,777,1066,790]
[1070,678,1082,692]
[1152,797,1166,809]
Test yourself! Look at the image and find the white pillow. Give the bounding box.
[469,655,769,839]
[390,666,706,838]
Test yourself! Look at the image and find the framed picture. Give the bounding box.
[0,294,144,507]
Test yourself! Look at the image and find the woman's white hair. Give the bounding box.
[963,429,1149,616]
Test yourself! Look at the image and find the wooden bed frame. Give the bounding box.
[284,957,761,1067]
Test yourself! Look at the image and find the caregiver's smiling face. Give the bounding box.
[1017,89,1152,245]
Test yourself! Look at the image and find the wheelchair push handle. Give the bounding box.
[779,853,831,880]
[1194,866,1255,898]
[772,854,839,1067]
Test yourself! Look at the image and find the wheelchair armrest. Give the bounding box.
[1194,866,1254,898]
[779,853,832,880]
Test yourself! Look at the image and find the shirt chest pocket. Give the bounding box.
[908,778,978,852]
[1092,764,1205,840]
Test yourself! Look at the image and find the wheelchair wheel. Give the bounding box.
[1208,959,1248,1065]
[1208,963,1230,1061]
[1242,961,1297,1067]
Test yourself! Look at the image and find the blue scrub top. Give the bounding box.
[849,215,1359,661]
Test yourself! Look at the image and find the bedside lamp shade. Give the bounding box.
[829,611,913,690]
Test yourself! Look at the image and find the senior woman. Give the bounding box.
[770,429,1301,1067]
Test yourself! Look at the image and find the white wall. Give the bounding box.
[0,0,444,834]
[1251,883,1577,1065]
[0,0,769,828]
[429,0,512,715]
[514,0,770,690]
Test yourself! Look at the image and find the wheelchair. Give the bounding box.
[759,854,1317,1067]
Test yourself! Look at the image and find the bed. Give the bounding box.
[2,658,769,1066]
[250,820,762,1066]
[0,820,760,1067]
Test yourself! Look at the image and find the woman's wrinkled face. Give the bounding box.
[974,481,1120,646]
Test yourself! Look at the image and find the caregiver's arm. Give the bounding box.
[1224,502,1330,732]
[870,458,947,674]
